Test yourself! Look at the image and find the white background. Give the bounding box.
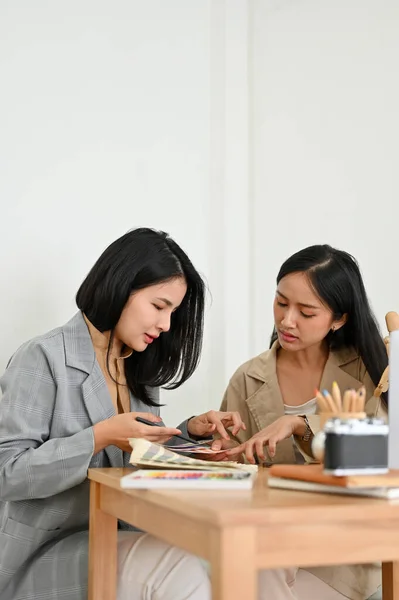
[1,0,398,425]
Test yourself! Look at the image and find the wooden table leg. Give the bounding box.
[88,480,118,600]
[383,562,399,600]
[210,526,256,600]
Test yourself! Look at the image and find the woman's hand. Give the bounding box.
[225,415,305,464]
[192,438,239,462]
[187,410,246,440]
[93,412,183,453]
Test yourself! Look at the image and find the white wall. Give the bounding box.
[0,0,252,425]
[250,0,399,354]
[1,0,398,424]
[0,0,210,425]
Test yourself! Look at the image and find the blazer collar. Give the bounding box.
[319,347,363,391]
[62,311,123,467]
[62,311,97,375]
[245,343,293,463]
[246,341,361,385]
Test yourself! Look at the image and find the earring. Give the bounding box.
[331,326,336,332]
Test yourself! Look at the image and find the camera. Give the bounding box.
[322,417,388,476]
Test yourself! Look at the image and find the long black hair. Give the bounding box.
[270,244,388,405]
[76,228,205,406]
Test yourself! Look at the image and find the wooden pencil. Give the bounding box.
[342,389,351,412]
[357,385,366,412]
[315,389,329,412]
[322,389,337,412]
[331,381,342,411]
[350,389,357,412]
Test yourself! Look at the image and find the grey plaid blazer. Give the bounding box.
[0,312,191,600]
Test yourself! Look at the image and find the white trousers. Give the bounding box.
[117,531,211,600]
[117,532,347,600]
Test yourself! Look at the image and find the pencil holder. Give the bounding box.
[319,411,366,429]
[313,382,369,464]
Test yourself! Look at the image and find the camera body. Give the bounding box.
[323,417,388,476]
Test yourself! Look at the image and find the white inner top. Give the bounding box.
[284,397,317,416]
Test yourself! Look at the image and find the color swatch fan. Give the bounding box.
[128,438,257,472]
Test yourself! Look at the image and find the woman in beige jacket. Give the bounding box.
[213,244,387,600]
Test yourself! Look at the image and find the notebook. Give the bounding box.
[268,464,399,499]
[120,469,255,489]
[268,476,399,499]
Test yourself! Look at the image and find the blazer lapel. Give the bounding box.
[320,350,362,394]
[245,344,296,464]
[62,312,123,467]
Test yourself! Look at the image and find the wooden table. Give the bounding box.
[88,467,399,600]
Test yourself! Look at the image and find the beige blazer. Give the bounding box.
[221,341,385,463]
[220,341,386,599]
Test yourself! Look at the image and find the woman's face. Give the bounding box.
[273,272,345,352]
[114,277,187,352]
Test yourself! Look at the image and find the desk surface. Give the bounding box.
[88,467,399,527]
[88,467,399,600]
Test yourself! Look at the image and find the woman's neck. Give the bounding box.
[109,333,125,357]
[277,341,329,371]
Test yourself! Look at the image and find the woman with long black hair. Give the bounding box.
[215,244,387,599]
[0,227,244,600]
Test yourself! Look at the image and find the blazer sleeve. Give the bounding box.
[0,341,95,502]
[165,419,202,445]
[171,375,246,445]
[144,387,203,445]
[164,380,245,446]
